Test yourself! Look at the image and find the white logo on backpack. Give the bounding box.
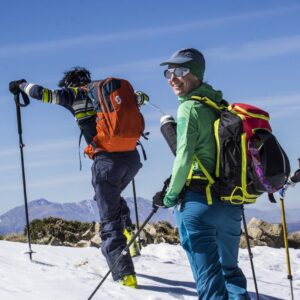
[115,95,122,104]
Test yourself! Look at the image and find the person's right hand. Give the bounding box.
[9,79,27,95]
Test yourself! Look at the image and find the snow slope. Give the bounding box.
[0,241,299,300]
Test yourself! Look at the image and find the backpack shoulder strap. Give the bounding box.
[190,95,228,112]
[186,95,229,205]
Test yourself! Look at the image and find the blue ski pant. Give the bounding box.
[175,191,250,300]
[91,150,142,281]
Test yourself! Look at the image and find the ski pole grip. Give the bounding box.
[160,115,177,156]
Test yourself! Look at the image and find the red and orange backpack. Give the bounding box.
[83,78,145,159]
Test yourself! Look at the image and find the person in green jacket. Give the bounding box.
[159,48,250,299]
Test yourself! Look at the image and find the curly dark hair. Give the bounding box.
[58,67,91,88]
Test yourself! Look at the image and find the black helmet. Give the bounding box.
[58,67,91,88]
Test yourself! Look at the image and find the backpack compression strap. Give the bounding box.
[228,104,270,121]
[186,154,215,205]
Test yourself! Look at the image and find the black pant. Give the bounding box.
[91,150,142,280]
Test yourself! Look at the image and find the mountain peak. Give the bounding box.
[31,199,51,206]
[0,197,175,235]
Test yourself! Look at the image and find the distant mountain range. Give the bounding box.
[0,197,176,235]
[1,198,300,235]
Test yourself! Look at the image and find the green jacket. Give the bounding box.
[163,83,223,207]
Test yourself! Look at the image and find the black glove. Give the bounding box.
[153,191,166,208]
[152,176,172,208]
[9,79,27,95]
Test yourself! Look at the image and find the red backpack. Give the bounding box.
[187,96,290,205]
[83,78,145,159]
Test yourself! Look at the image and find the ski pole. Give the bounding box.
[279,196,294,300]
[14,92,35,261]
[132,178,141,250]
[277,159,300,300]
[145,101,166,116]
[242,207,259,300]
[87,206,159,300]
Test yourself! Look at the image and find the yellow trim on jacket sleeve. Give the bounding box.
[42,89,49,103]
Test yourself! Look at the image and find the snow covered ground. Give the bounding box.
[0,241,299,300]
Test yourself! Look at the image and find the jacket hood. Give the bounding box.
[178,82,223,104]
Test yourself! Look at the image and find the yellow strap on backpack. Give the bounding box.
[187,96,226,204]
[75,110,97,120]
[191,95,225,112]
[186,154,215,205]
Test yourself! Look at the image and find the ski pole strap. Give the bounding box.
[14,91,30,107]
[141,131,150,140]
[268,192,277,203]
[137,140,147,161]
[186,154,215,205]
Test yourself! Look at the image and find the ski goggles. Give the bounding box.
[164,67,190,79]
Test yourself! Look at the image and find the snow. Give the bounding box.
[0,241,299,300]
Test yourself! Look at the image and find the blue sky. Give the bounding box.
[1,0,300,215]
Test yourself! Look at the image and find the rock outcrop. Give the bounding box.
[2,216,300,249]
[240,217,284,248]
[288,231,300,249]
